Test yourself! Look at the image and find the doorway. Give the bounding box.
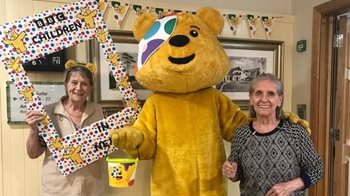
[311,1,350,195]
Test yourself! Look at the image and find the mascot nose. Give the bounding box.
[169,35,189,47]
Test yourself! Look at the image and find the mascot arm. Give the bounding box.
[110,98,157,159]
[217,92,250,142]
[132,98,157,159]
[282,111,311,135]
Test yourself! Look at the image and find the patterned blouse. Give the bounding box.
[228,119,323,196]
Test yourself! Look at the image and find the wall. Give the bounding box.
[0,0,317,195]
[291,0,328,120]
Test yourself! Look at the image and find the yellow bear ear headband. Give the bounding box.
[64,59,96,75]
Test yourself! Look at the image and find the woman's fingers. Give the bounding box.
[24,110,44,125]
[222,161,238,178]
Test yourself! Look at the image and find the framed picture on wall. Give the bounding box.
[216,37,284,108]
[92,30,152,107]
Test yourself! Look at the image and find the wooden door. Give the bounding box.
[311,1,350,195]
[332,13,350,196]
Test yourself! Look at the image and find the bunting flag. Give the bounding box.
[0,0,140,176]
[132,4,151,19]
[185,10,196,15]
[111,1,131,29]
[153,8,173,18]
[247,14,260,38]
[261,16,274,39]
[226,14,242,36]
[107,1,280,38]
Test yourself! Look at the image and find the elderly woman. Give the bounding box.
[25,65,105,196]
[222,73,323,196]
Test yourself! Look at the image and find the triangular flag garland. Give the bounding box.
[153,8,173,19]
[247,14,260,38]
[132,4,151,19]
[261,16,274,39]
[110,1,131,29]
[225,14,242,36]
[104,1,281,39]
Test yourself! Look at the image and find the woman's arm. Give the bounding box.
[25,111,45,159]
[297,126,324,188]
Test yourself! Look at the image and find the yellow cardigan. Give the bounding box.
[130,87,249,196]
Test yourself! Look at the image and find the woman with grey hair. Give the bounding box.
[25,64,105,196]
[222,73,323,195]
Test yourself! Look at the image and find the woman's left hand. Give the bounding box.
[265,177,304,196]
[265,182,293,196]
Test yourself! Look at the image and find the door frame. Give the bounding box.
[310,0,350,195]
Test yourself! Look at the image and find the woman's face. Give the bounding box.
[249,79,282,119]
[65,72,91,104]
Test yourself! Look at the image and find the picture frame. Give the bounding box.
[217,37,284,109]
[91,30,151,107]
[90,31,283,110]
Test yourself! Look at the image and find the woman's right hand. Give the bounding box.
[222,161,238,179]
[25,110,46,158]
[24,110,44,130]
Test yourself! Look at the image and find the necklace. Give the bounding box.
[63,102,84,130]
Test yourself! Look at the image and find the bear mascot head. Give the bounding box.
[110,7,309,195]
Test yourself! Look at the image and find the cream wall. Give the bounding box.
[291,0,328,120]
[0,0,322,195]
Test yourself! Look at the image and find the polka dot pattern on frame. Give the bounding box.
[0,0,140,176]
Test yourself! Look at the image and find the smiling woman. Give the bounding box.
[216,37,284,108]
[223,73,323,195]
[25,63,107,196]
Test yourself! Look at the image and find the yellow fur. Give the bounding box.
[110,7,310,195]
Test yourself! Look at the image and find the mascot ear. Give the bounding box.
[133,13,158,42]
[196,7,224,35]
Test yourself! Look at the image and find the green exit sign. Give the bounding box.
[297,40,306,52]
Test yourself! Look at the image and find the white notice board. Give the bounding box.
[6,81,65,124]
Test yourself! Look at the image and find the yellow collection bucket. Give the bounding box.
[106,157,139,188]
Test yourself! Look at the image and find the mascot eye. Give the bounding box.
[190,30,198,37]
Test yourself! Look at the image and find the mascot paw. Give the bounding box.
[110,127,143,150]
[282,111,311,135]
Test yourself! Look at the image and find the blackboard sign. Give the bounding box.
[23,49,66,71]
[6,81,65,124]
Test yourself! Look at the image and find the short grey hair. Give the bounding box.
[65,65,94,86]
[249,73,284,119]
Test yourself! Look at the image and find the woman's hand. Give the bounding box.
[24,110,44,129]
[265,177,304,196]
[222,161,238,181]
[25,110,46,158]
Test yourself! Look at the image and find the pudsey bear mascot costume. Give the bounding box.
[110,7,310,196]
